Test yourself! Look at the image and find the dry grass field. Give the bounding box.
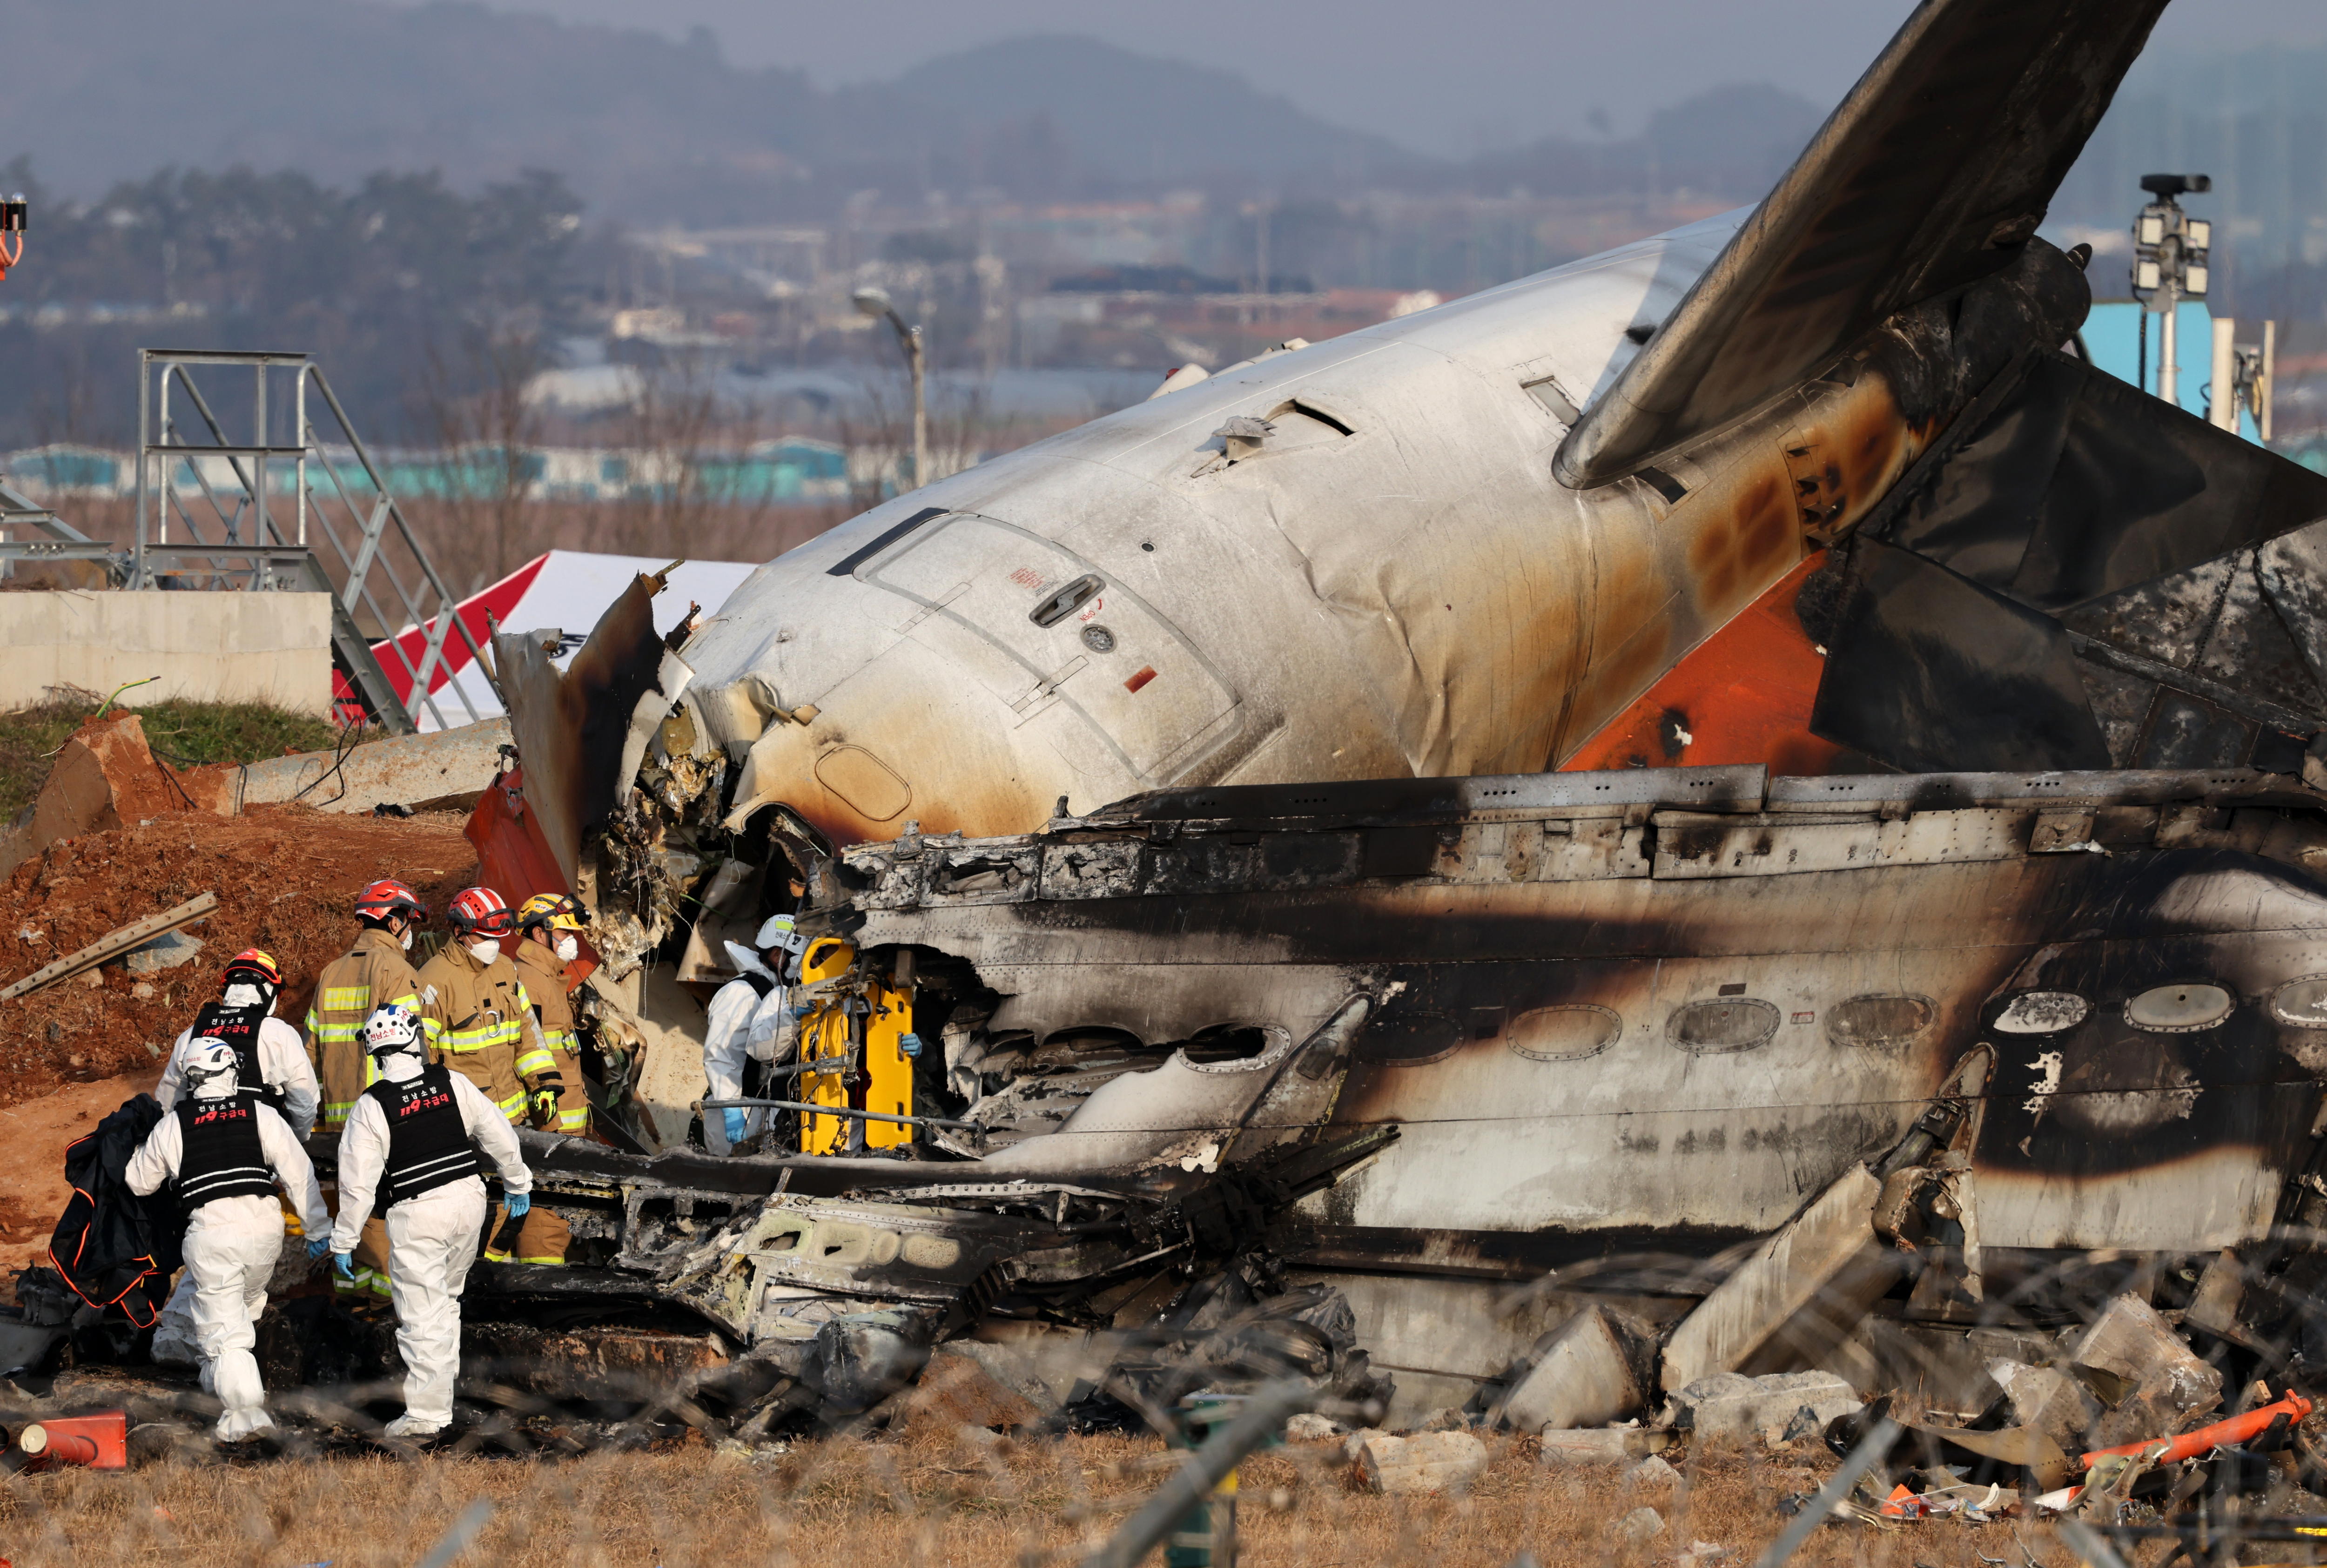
[0,1427,2095,1568]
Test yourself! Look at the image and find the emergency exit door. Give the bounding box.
[857,512,1241,783]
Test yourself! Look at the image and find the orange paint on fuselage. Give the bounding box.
[1559,552,1848,776]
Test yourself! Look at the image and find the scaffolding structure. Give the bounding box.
[121,349,490,734]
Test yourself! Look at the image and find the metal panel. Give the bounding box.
[1651,808,2028,880]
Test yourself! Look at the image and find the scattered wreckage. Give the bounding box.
[20,0,2327,1496]
[439,0,2327,1444]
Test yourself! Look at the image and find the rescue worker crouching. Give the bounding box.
[126,1039,332,1442]
[307,880,430,1132]
[151,948,326,1366]
[330,1004,532,1440]
[702,913,802,1156]
[510,893,590,1137]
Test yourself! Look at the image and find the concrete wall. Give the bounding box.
[0,591,334,716]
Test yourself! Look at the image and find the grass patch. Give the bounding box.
[0,692,360,821]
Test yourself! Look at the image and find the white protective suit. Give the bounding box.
[149,1002,325,1367]
[330,1053,530,1429]
[702,941,796,1155]
[157,1009,322,1137]
[125,1094,330,1440]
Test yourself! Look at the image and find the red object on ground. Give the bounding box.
[18,1411,127,1470]
[1559,552,1853,777]
[2080,1390,2314,1470]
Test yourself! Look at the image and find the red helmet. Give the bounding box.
[219,949,283,990]
[354,878,425,921]
[447,886,515,938]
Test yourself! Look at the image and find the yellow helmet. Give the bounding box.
[516,892,585,934]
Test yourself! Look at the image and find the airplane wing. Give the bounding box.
[1555,0,2169,490]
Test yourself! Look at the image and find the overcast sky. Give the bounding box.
[415,0,2327,156]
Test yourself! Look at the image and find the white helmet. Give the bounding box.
[363,1003,424,1060]
[754,913,804,955]
[182,1037,239,1098]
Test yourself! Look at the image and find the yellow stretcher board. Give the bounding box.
[793,939,914,1154]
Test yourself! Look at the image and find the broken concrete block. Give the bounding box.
[1536,1427,1673,1467]
[1623,1454,1680,1489]
[1493,1304,1645,1433]
[1615,1506,1665,1551]
[1660,1164,1898,1392]
[124,930,204,974]
[218,716,510,815]
[1353,1430,1488,1495]
[1284,1412,1344,1441]
[2066,1294,2222,1447]
[1419,1406,1473,1431]
[1988,1360,2101,1454]
[1670,1371,1860,1441]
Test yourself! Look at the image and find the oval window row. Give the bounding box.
[1491,993,1938,1063]
[1989,979,2327,1036]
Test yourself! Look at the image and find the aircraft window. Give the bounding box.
[2125,983,2233,1033]
[1507,1003,1621,1063]
[1991,992,2089,1034]
[1667,998,1778,1055]
[1029,573,1103,627]
[2270,978,2327,1027]
[1183,1024,1275,1063]
[1828,995,1935,1049]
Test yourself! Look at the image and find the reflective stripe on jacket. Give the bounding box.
[305,929,425,1128]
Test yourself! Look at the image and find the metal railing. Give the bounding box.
[126,349,497,734]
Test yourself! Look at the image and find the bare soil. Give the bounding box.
[0,1429,2094,1568]
[0,805,479,1109]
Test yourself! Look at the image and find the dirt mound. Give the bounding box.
[0,805,478,1109]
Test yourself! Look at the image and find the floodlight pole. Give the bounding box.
[853,286,928,490]
[2132,173,2213,412]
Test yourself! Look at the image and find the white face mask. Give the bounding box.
[467,938,503,966]
[401,927,415,952]
[221,984,267,1010]
[553,934,579,964]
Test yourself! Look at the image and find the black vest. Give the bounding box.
[188,997,286,1115]
[366,1065,482,1207]
[175,1093,276,1211]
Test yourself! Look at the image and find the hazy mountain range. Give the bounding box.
[0,0,1823,221]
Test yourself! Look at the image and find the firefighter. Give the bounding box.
[329,1004,530,1440]
[150,949,321,1368]
[126,1039,331,1441]
[307,880,430,1132]
[413,887,538,1125]
[702,913,802,1155]
[510,893,589,1136]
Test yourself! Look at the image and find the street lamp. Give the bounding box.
[2132,173,2212,408]
[853,285,928,491]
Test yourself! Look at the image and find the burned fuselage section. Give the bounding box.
[498,760,2327,1422]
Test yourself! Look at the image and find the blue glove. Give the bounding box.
[307,1237,330,1260]
[723,1108,748,1148]
[504,1192,530,1218]
[332,1252,354,1281]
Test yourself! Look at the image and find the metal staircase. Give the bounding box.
[0,349,493,734]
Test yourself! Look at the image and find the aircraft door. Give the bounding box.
[859,512,1241,783]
